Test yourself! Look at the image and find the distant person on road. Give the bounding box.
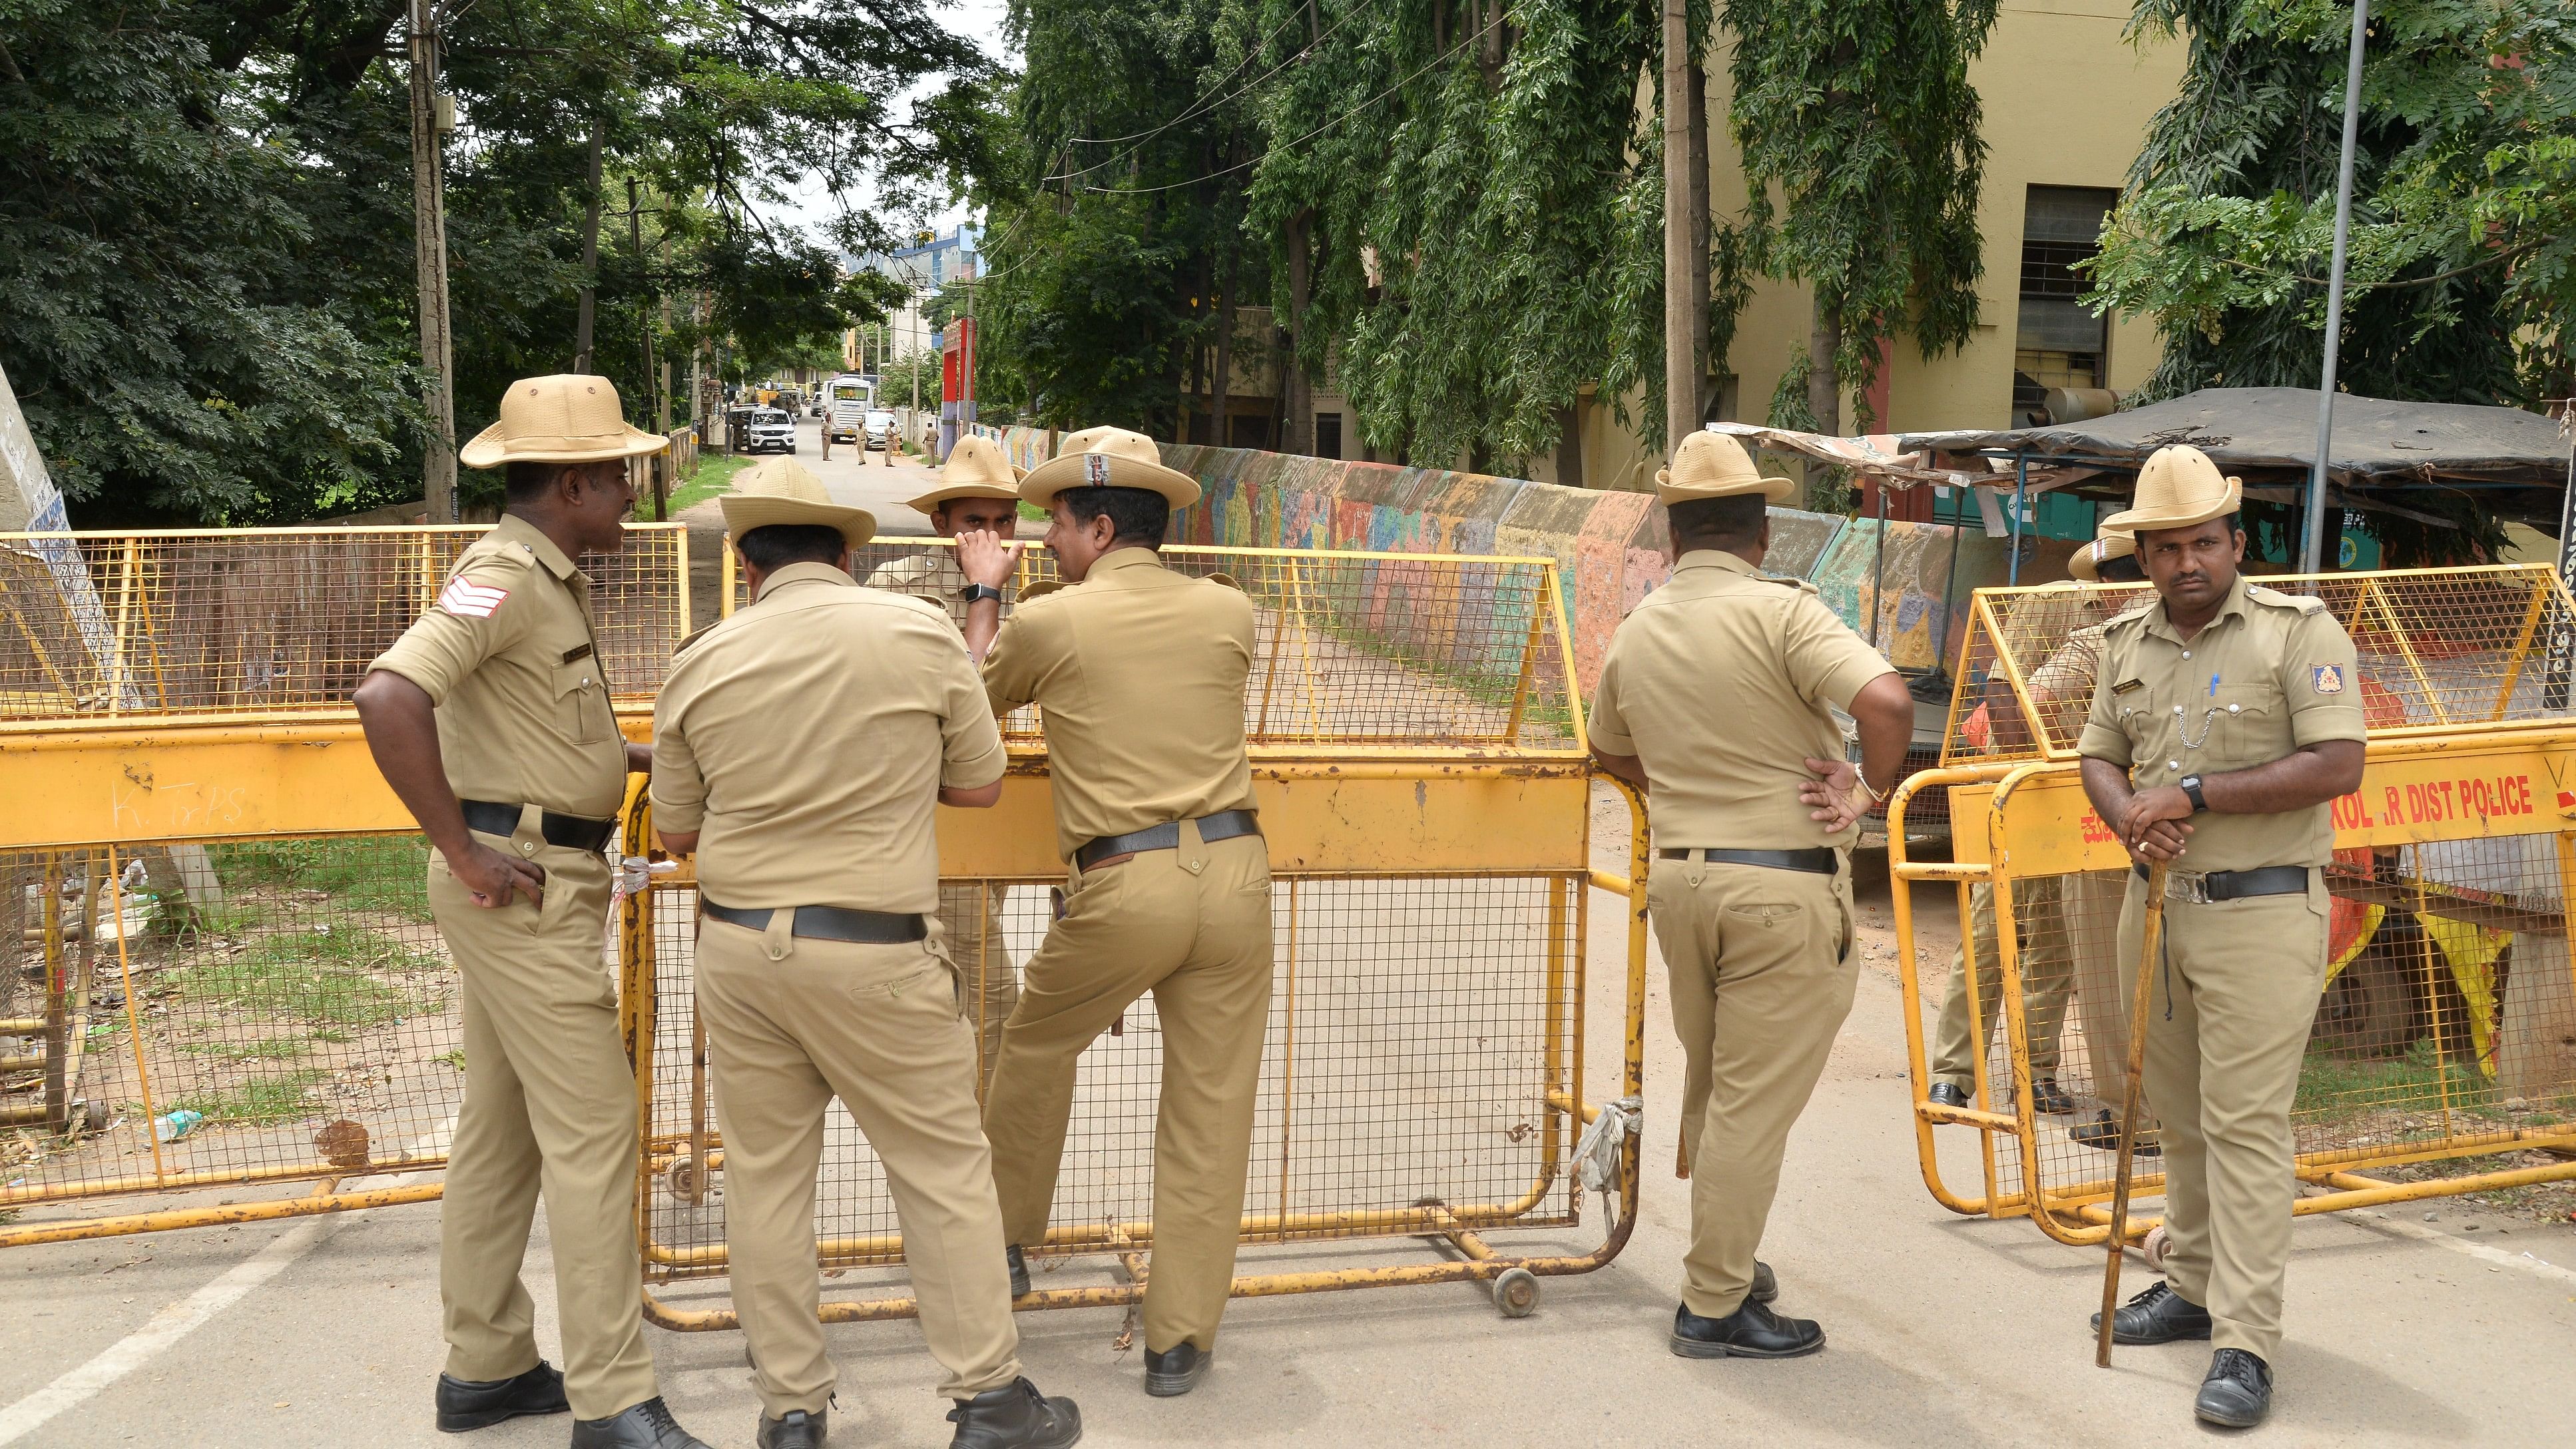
[956,428,1269,1400]
[652,458,1081,1449]
[354,374,713,1449]
[1588,431,1914,1361]
[2077,445,2364,1430]
[864,433,1028,1091]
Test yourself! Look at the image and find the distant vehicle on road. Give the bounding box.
[824,374,874,445]
[864,410,898,451]
[743,407,797,454]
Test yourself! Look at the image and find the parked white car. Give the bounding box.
[743,407,797,454]
[864,410,898,450]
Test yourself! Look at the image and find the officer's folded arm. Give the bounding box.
[2078,740,2365,862]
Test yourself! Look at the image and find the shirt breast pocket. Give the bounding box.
[552,659,608,744]
[2210,683,2287,764]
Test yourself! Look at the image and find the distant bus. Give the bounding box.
[824,374,875,445]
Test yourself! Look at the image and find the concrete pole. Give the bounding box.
[2300,0,2370,573]
[408,0,458,522]
[1661,0,1695,457]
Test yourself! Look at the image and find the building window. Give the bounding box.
[2013,186,2118,426]
[1315,412,1343,459]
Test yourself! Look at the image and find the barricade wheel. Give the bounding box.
[666,1153,714,1205]
[1491,1267,1539,1318]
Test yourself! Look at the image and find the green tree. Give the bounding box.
[2083,0,2570,406]
[1716,0,1998,435]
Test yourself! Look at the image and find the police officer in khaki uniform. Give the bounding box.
[356,376,711,1449]
[865,435,1028,1090]
[2077,446,2364,1429]
[652,460,1080,1449]
[953,427,1270,1399]
[1587,432,1916,1359]
[1929,532,2145,1128]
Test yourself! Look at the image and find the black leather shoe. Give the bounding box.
[2089,1280,2212,1345]
[1007,1243,1031,1298]
[1926,1081,1971,1109]
[1669,1299,1825,1359]
[758,1408,826,1449]
[948,1377,1082,1448]
[1142,1342,1209,1397]
[2195,1348,2272,1428]
[569,1397,713,1449]
[2030,1077,2079,1116]
[435,1359,569,1432]
[1750,1260,1778,1304]
[2072,1107,2161,1156]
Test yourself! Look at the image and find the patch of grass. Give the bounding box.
[182,1036,312,1062]
[437,1049,466,1071]
[168,1069,333,1125]
[170,925,443,1027]
[664,453,754,513]
[202,838,433,922]
[2295,1039,2515,1126]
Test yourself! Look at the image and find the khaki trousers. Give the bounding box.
[2062,870,2154,1123]
[982,828,1274,1354]
[696,916,1021,1412]
[427,836,656,1421]
[1649,855,1857,1318]
[1932,878,2075,1091]
[2117,871,2330,1360]
[936,881,1017,1095]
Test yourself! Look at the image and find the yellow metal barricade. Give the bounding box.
[631,545,1648,1324]
[1895,565,2576,1245]
[0,525,688,1246]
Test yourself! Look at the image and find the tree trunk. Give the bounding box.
[1553,400,1585,488]
[573,123,604,373]
[1660,0,1694,453]
[1283,208,1314,455]
[407,0,456,521]
[1210,249,1238,449]
[1686,57,1712,426]
[1808,297,1842,436]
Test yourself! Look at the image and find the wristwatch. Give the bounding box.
[955,583,1004,605]
[2179,774,2208,814]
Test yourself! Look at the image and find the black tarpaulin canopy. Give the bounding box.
[1903,387,2570,509]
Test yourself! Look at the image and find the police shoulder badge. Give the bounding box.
[2312,664,2346,695]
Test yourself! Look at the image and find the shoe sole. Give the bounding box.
[2196,1400,2265,1429]
[2089,1320,2212,1346]
[1145,1360,1210,1397]
[436,1403,569,1434]
[1667,1330,1826,1360]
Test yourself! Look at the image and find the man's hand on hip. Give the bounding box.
[446,840,547,910]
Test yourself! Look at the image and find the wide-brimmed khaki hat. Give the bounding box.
[2103,445,2242,533]
[720,458,876,549]
[459,374,668,469]
[1656,431,1794,506]
[907,434,1025,513]
[1020,426,1202,508]
[2067,527,2137,583]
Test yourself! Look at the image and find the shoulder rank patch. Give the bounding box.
[437,576,509,619]
[2312,664,2346,695]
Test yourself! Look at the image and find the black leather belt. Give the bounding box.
[1658,846,1840,875]
[1075,809,1263,871]
[2133,862,2311,902]
[701,900,929,944]
[460,798,617,854]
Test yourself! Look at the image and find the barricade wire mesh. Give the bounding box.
[1942,565,2576,765]
[0,526,690,721]
[1,835,465,1203]
[730,540,1579,750]
[635,862,1585,1286]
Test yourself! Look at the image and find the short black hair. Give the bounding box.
[504,460,565,502]
[1668,495,1768,554]
[2097,554,2146,584]
[734,523,846,573]
[1057,485,1169,547]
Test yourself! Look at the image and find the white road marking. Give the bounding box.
[0,1116,457,1446]
[2356,1209,2576,1286]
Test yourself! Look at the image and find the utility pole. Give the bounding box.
[408,0,458,522]
[573,123,605,373]
[2300,0,2370,574]
[625,175,664,519]
[1661,0,1695,458]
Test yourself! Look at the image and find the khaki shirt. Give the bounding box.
[367,513,626,820]
[652,563,1004,913]
[2026,620,2109,748]
[1588,549,1896,850]
[2078,575,2364,871]
[865,549,976,631]
[981,547,1256,859]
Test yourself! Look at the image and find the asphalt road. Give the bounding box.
[3,816,2572,1444]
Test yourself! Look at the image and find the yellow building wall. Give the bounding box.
[1586,2,2184,486]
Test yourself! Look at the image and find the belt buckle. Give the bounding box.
[2165,869,2210,906]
